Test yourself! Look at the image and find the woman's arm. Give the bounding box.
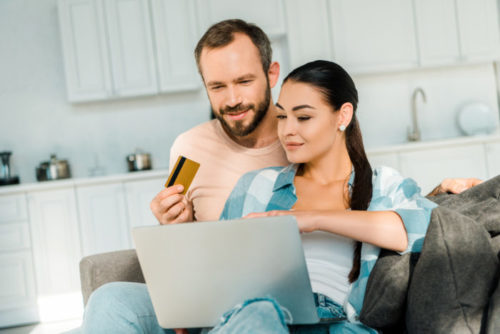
[246,210,408,252]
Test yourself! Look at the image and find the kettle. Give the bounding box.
[0,151,20,186]
[36,154,71,181]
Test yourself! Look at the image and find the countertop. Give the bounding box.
[2,133,500,195]
[0,168,169,195]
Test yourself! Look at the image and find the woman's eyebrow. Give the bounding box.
[275,103,316,111]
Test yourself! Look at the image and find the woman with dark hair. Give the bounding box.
[214,60,437,333]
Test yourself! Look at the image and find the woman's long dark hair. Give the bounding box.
[283,60,373,283]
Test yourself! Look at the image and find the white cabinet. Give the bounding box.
[76,183,130,256]
[196,0,286,37]
[485,140,500,178]
[0,194,38,328]
[328,0,418,74]
[124,177,165,230]
[104,0,158,97]
[284,0,333,69]
[456,0,500,61]
[58,0,158,102]
[367,152,400,171]
[414,0,461,66]
[57,0,112,102]
[399,143,488,194]
[27,189,82,295]
[151,0,200,92]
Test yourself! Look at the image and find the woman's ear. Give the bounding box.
[338,102,354,129]
[268,61,280,88]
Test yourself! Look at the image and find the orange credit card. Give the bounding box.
[165,156,200,195]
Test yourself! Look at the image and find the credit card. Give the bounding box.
[165,156,200,195]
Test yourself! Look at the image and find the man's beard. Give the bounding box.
[214,85,271,137]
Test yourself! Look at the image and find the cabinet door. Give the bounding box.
[58,0,112,102]
[0,193,28,223]
[367,152,400,171]
[399,144,488,194]
[104,0,158,97]
[151,0,200,92]
[196,0,286,37]
[284,0,333,69]
[27,189,82,296]
[414,0,460,66]
[328,0,418,74]
[456,0,500,61]
[124,177,166,231]
[76,183,130,256]
[0,251,39,327]
[485,140,500,178]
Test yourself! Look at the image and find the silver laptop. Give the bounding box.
[132,216,320,329]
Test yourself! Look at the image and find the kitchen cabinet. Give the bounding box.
[414,0,461,66]
[196,0,286,37]
[103,0,158,97]
[399,143,488,194]
[485,140,500,178]
[284,0,333,69]
[0,193,38,328]
[76,182,130,256]
[27,188,83,321]
[124,177,165,231]
[58,0,157,102]
[58,0,201,102]
[416,0,500,66]
[151,0,201,92]
[57,0,111,102]
[367,152,400,171]
[456,0,500,62]
[328,0,418,74]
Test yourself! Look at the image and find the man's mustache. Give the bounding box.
[220,103,255,115]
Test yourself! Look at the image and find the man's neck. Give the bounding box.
[224,105,279,149]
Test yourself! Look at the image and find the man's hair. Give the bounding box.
[194,19,272,75]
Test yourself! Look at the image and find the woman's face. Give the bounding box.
[276,81,343,164]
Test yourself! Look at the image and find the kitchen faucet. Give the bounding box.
[408,87,426,142]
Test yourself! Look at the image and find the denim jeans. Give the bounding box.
[78,282,376,334]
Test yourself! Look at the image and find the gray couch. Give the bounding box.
[79,175,500,333]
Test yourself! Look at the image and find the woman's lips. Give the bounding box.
[226,110,249,121]
[285,142,303,150]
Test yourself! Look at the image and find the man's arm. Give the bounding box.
[427,177,483,196]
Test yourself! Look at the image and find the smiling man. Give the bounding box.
[150,20,289,225]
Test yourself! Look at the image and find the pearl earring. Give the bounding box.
[339,124,346,132]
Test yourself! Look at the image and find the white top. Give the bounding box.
[301,231,354,305]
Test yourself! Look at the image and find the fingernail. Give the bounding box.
[177,185,184,192]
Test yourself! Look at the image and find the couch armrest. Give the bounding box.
[80,249,145,305]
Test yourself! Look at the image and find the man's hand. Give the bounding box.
[428,177,483,196]
[150,185,193,225]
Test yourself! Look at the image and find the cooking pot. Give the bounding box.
[126,150,152,172]
[36,154,71,181]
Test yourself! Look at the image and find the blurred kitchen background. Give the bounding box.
[1,0,500,331]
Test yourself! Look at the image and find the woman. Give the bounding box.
[211,60,437,333]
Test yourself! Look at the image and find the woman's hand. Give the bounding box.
[244,210,318,233]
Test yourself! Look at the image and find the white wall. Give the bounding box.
[355,63,500,149]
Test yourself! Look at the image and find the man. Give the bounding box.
[150,19,289,225]
[82,19,481,334]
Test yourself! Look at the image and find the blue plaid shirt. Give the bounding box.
[220,164,437,327]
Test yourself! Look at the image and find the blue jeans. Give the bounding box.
[79,282,376,333]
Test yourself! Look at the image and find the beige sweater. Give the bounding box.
[169,120,288,222]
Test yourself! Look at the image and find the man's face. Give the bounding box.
[199,34,271,137]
